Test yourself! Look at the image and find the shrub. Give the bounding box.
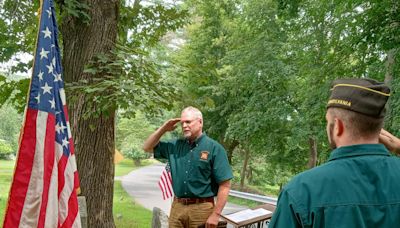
[0,139,14,160]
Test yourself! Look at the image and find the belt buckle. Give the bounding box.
[179,198,189,205]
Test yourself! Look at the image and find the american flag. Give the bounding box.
[158,163,173,200]
[3,0,81,227]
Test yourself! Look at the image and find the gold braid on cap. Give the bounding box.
[332,84,390,97]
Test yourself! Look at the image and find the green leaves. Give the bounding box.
[0,75,30,113]
[66,42,177,119]
[119,1,188,48]
[0,0,37,73]
[0,105,23,158]
[61,0,91,24]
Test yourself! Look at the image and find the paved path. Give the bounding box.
[120,163,247,216]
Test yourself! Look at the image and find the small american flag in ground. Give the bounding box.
[3,0,81,227]
[158,163,173,200]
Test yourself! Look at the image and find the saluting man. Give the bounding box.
[143,106,233,228]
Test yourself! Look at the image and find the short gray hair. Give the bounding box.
[182,106,203,120]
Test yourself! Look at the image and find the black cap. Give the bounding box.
[327,78,390,118]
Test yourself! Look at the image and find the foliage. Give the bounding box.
[116,111,156,159]
[65,0,189,118]
[170,0,400,189]
[173,0,301,184]
[0,105,23,156]
[0,1,189,118]
[119,0,189,48]
[0,0,37,71]
[0,75,30,112]
[67,44,178,118]
[0,140,13,159]
[123,149,149,164]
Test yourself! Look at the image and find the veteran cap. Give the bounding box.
[327,78,390,118]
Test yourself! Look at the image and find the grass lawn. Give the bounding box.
[115,158,156,177]
[227,195,263,208]
[114,181,152,227]
[0,160,15,225]
[0,159,155,227]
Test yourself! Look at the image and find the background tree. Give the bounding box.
[0,106,23,157]
[116,112,156,165]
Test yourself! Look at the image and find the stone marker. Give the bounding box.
[78,196,87,228]
[152,207,169,228]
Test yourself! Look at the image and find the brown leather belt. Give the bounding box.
[174,197,214,205]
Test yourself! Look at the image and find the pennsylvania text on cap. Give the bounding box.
[327,78,390,118]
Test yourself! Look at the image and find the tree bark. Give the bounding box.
[134,159,141,166]
[383,48,397,127]
[240,148,250,190]
[60,1,120,227]
[384,48,396,86]
[220,138,238,165]
[227,140,239,165]
[307,136,317,169]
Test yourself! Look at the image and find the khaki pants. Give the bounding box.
[169,200,214,228]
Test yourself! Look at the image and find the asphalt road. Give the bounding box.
[120,162,248,216]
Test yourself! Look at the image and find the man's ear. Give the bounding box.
[334,118,345,136]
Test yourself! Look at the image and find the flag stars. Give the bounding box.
[42,27,52,39]
[35,94,41,104]
[41,83,52,95]
[62,137,70,148]
[53,73,62,82]
[49,98,56,109]
[38,71,44,81]
[56,122,67,134]
[46,8,52,18]
[46,63,54,74]
[39,48,49,59]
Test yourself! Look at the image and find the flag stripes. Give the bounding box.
[3,0,81,227]
[158,164,173,200]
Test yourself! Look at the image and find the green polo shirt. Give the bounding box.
[269,144,400,228]
[154,133,233,198]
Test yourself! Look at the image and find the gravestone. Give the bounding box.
[152,207,169,228]
[78,196,87,228]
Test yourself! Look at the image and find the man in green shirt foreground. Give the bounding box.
[269,78,400,227]
[143,106,233,228]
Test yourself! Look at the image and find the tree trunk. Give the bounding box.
[220,138,238,165]
[307,137,317,169]
[60,1,120,227]
[227,140,239,165]
[246,166,253,184]
[384,48,397,127]
[134,159,141,166]
[240,148,250,190]
[384,49,396,86]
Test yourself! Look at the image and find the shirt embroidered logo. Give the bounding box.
[200,151,209,160]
